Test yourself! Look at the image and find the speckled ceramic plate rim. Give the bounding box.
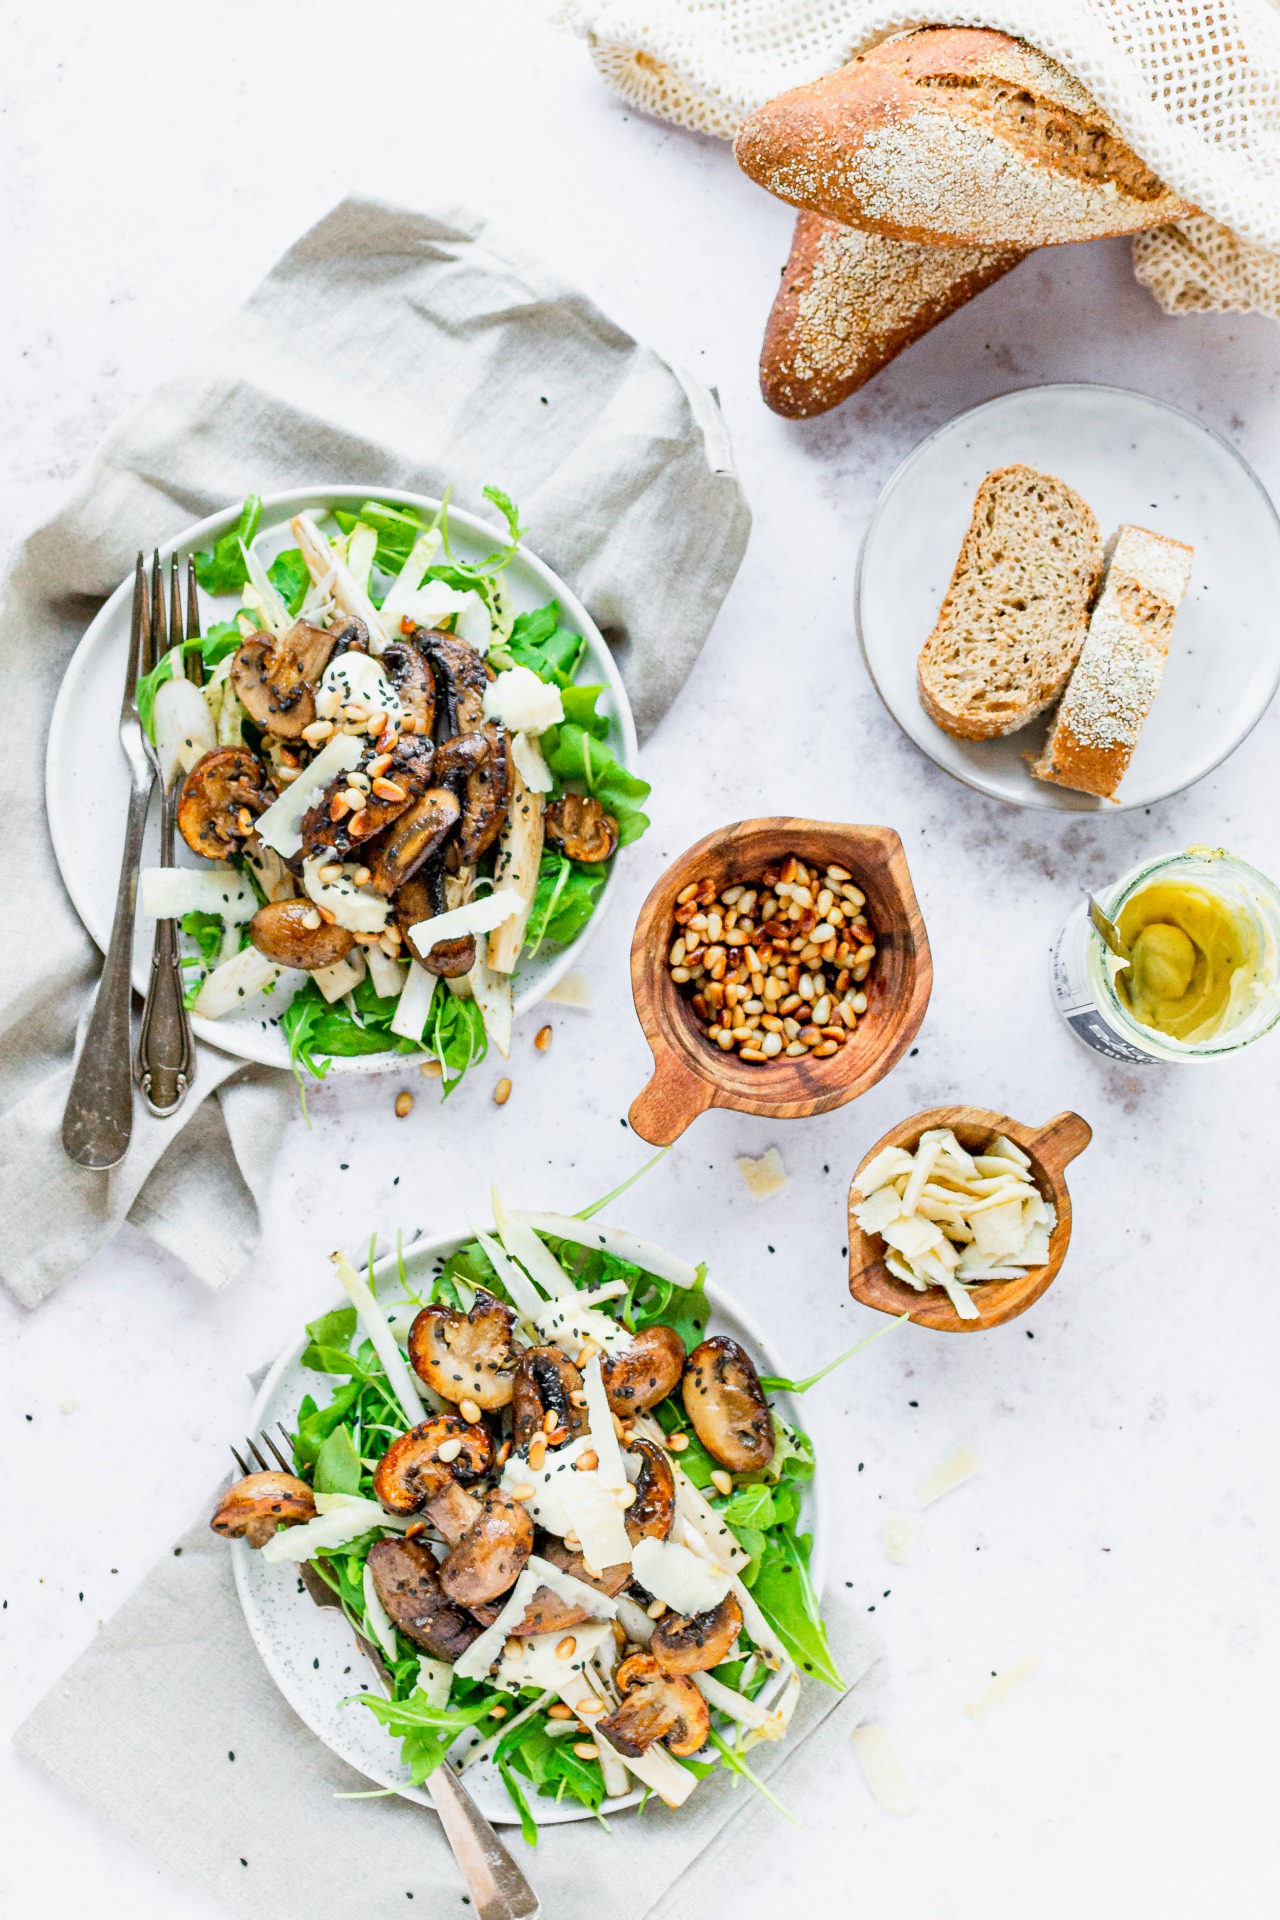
[854,382,1280,813]
[46,486,640,1072]
[233,1229,828,1827]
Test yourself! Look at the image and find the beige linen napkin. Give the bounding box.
[0,194,750,1311]
[15,1512,883,1919]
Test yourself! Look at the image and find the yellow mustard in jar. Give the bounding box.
[1114,878,1264,1043]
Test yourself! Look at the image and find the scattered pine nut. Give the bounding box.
[504,1638,524,1662]
[436,1437,463,1464]
[534,1024,553,1051]
[394,1091,413,1118]
[710,1469,734,1497]
[556,1637,577,1660]
[575,1449,599,1472]
[615,1484,637,1508]
[459,1398,483,1426]
[548,1702,574,1719]
[527,1436,547,1472]
[646,1598,667,1620]
[667,1432,690,1453]
[493,1078,513,1106]
[510,1483,536,1501]
[573,1741,600,1760]
[489,1703,508,1718]
[420,1059,443,1078]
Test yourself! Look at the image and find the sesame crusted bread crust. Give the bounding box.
[760,213,1025,418]
[918,466,1102,742]
[1034,524,1193,799]
[734,27,1194,250]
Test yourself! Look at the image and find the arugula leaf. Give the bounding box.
[749,1525,844,1689]
[300,1305,359,1375]
[280,973,486,1095]
[542,722,650,847]
[267,547,310,618]
[180,911,224,970]
[506,602,585,686]
[524,851,607,953]
[193,496,262,595]
[499,1760,540,1847]
[291,1381,362,1470]
[314,1424,363,1496]
[354,1688,494,1786]
[136,618,244,740]
[758,1314,910,1394]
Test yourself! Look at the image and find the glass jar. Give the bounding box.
[1050,847,1280,1064]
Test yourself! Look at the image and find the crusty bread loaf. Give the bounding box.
[734,28,1193,250]
[760,214,1026,417]
[1034,525,1193,798]
[918,466,1102,741]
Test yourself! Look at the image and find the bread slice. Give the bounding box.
[1034,525,1193,798]
[917,467,1102,741]
[734,28,1193,250]
[760,214,1026,418]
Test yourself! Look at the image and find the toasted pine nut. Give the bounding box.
[612,1620,628,1648]
[667,1432,690,1452]
[548,1702,574,1719]
[459,1398,483,1426]
[394,1091,413,1118]
[527,1436,547,1472]
[494,1078,512,1106]
[543,1408,560,1434]
[437,1437,463,1463]
[677,882,699,904]
[575,1449,599,1471]
[340,786,366,812]
[710,1469,734,1497]
[616,1483,637,1507]
[495,1440,511,1468]
[535,1024,553,1051]
[420,1059,444,1077]
[563,1533,581,1549]
[299,907,322,931]
[573,1741,600,1759]
[302,720,334,744]
[646,1599,667,1620]
[372,777,407,803]
[510,1483,536,1501]
[813,1040,840,1057]
[569,1389,588,1407]
[575,1698,603,1717]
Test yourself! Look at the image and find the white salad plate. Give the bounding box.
[856,384,1280,812]
[234,1231,827,1828]
[46,487,639,1071]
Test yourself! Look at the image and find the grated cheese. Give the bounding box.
[916,1443,981,1509]
[544,970,590,1009]
[630,1536,731,1615]
[852,1722,917,1815]
[255,731,362,858]
[964,1654,1043,1722]
[882,1515,915,1564]
[735,1146,788,1200]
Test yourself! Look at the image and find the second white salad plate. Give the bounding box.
[47,486,639,1072]
[233,1230,827,1829]
[857,384,1280,812]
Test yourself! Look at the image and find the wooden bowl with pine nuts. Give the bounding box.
[628,818,932,1144]
[848,1105,1092,1331]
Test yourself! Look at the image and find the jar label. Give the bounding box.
[1049,902,1157,1064]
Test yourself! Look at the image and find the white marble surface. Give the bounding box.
[3,5,1280,1917]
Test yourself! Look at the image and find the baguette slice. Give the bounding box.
[918,467,1102,741]
[735,28,1193,250]
[761,214,1026,418]
[1034,525,1193,799]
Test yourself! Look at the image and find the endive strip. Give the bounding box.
[472,1226,545,1324]
[492,1187,574,1297]
[467,948,513,1058]
[379,527,443,625]
[487,761,543,973]
[362,1560,400,1662]
[516,1213,699,1290]
[262,1493,406,1565]
[191,944,287,1019]
[331,1250,428,1429]
[239,540,290,636]
[693,1669,777,1732]
[345,522,378,596]
[292,513,389,649]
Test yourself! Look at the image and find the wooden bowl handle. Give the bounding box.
[1031,1110,1092,1174]
[628,1053,715,1146]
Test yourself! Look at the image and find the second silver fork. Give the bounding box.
[136,553,198,1116]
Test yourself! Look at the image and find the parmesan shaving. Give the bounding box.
[852,1722,917,1815]
[916,1443,981,1508]
[544,970,591,1008]
[735,1146,788,1200]
[882,1515,915,1564]
[964,1654,1043,1722]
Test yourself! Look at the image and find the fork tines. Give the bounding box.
[230,1426,295,1477]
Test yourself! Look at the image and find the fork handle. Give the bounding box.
[136,787,195,1117]
[425,1763,540,1920]
[62,777,151,1168]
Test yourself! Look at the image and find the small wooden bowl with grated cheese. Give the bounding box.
[848,1105,1091,1331]
[627,817,932,1144]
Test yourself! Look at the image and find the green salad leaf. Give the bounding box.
[314,1424,363,1496]
[542,720,650,847]
[747,1526,844,1690]
[505,602,586,685]
[193,496,262,594]
[267,546,311,617]
[524,851,608,953]
[279,973,486,1094]
[355,1689,496,1787]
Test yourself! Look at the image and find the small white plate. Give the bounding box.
[47,487,639,1071]
[856,384,1280,812]
[234,1231,826,1828]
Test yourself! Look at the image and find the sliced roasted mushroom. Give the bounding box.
[366,1536,482,1661]
[545,793,619,864]
[650,1592,743,1677]
[399,857,475,978]
[177,747,273,859]
[432,725,510,863]
[536,1533,632,1599]
[300,734,434,860]
[437,1486,533,1606]
[601,1324,686,1416]
[210,1471,315,1549]
[408,1290,518,1411]
[373,1415,493,1542]
[596,1653,710,1758]
[624,1438,676,1545]
[249,899,354,970]
[328,615,369,653]
[230,621,338,738]
[512,1346,589,1452]
[381,638,435,735]
[503,1580,592,1641]
[682,1336,775,1474]
[367,787,460,895]
[418,628,492,733]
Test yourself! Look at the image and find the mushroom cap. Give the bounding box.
[366,1536,482,1661]
[512,1346,589,1452]
[210,1471,315,1549]
[650,1591,743,1676]
[249,899,354,971]
[380,638,436,737]
[417,628,492,734]
[453,724,510,863]
[682,1335,776,1474]
[373,1415,493,1516]
[300,734,435,862]
[177,747,273,859]
[545,793,619,864]
[230,620,337,739]
[599,1653,710,1758]
[367,788,460,897]
[399,857,476,977]
[408,1290,518,1412]
[601,1324,686,1416]
[438,1486,534,1606]
[624,1438,676,1545]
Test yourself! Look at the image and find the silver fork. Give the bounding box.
[230,1434,540,1920]
[62,555,155,1169]
[136,554,198,1116]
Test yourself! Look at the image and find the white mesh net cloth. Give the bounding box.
[557,0,1280,317]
